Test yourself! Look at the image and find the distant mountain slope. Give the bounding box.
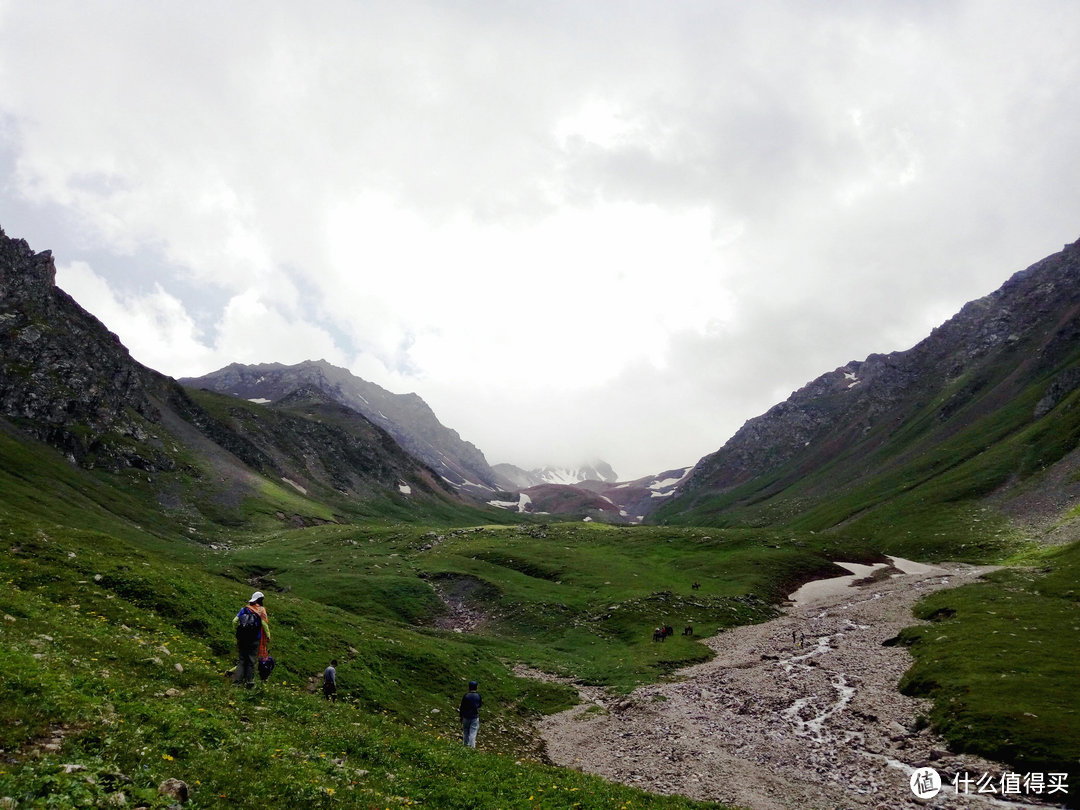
[0,227,474,525]
[586,467,694,523]
[487,482,622,520]
[492,460,618,490]
[658,236,1080,537]
[181,360,500,496]
[488,465,693,523]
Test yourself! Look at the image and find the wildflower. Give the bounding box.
[162,754,174,761]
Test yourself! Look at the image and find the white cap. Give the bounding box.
[249,591,264,603]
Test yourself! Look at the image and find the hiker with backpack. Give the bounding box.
[233,591,270,688]
[323,659,338,702]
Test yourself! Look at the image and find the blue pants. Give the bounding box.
[462,716,478,748]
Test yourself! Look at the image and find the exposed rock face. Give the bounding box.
[181,360,499,494]
[0,227,458,509]
[254,385,450,497]
[669,236,1080,517]
[0,228,171,470]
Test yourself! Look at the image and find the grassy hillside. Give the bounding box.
[892,540,1080,789]
[2,396,1078,806]
[0,423,865,808]
[0,527,722,809]
[218,521,856,693]
[657,363,1080,559]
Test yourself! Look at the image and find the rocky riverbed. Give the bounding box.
[532,560,1064,810]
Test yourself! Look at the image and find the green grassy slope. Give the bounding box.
[0,424,867,808]
[0,537,724,810]
[2,374,1078,806]
[220,522,856,693]
[892,540,1080,789]
[657,367,1080,557]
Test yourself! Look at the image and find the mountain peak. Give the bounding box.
[1,226,57,306]
[492,460,618,489]
[181,360,500,493]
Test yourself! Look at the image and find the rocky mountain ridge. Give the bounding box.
[663,235,1080,529]
[0,227,462,521]
[488,465,693,523]
[491,460,619,490]
[0,228,178,471]
[181,360,500,497]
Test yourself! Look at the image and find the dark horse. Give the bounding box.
[683,625,694,636]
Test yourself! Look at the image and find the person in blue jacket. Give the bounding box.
[458,680,482,748]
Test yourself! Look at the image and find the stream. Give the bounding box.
[533,559,1065,810]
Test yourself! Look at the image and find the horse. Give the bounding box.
[653,625,675,642]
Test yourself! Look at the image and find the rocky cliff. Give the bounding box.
[664,236,1080,525]
[0,228,177,470]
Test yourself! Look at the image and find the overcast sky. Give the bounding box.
[2,2,1079,480]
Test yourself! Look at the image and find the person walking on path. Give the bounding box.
[323,659,338,702]
[458,680,482,748]
[233,591,270,688]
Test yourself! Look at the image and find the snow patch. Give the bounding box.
[398,483,412,495]
[648,476,684,490]
[248,398,272,405]
[281,477,307,495]
[488,492,532,513]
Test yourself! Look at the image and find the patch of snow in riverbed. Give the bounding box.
[788,557,942,605]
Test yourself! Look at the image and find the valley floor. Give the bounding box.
[534,562,1066,810]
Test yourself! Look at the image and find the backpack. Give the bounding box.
[236,608,261,643]
[258,655,275,681]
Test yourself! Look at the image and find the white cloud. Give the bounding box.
[56,261,215,377]
[5,2,1080,479]
[55,262,347,379]
[214,290,349,370]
